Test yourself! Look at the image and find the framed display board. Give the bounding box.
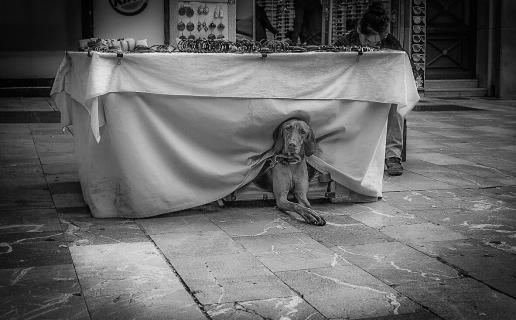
[170,0,236,43]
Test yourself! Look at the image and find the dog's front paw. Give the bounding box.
[305,210,326,226]
[314,214,326,226]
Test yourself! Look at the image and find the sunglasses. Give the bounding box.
[412,25,425,33]
[411,53,425,62]
[413,6,425,15]
[413,62,425,71]
[413,16,424,24]
[412,34,425,43]
[411,43,424,52]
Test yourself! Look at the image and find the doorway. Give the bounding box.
[425,0,477,79]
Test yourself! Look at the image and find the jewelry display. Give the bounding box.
[185,6,194,17]
[177,20,185,31]
[79,38,381,55]
[178,4,186,16]
[186,21,195,32]
[175,2,229,42]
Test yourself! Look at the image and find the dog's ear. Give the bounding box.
[272,124,284,154]
[304,128,316,156]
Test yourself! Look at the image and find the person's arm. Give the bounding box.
[290,0,304,43]
[259,7,278,35]
[333,30,356,46]
[384,34,403,51]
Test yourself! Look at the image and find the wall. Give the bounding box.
[475,0,491,92]
[498,0,516,98]
[0,0,81,79]
[93,0,164,46]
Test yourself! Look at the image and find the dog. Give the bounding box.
[255,118,326,226]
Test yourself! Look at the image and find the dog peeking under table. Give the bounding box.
[254,118,326,226]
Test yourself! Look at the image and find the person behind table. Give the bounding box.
[256,5,278,41]
[289,0,322,45]
[236,5,278,41]
[333,1,405,176]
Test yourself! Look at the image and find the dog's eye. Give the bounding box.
[300,129,306,134]
[286,126,293,131]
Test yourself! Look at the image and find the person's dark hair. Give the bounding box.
[359,1,389,35]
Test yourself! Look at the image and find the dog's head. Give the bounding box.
[273,118,316,157]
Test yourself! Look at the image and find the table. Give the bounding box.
[51,51,419,218]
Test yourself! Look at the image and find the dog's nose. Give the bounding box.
[288,142,296,149]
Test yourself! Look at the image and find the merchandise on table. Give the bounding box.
[77,37,383,55]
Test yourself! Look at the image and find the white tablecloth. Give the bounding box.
[51,51,419,218]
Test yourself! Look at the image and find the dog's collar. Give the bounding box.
[270,153,303,167]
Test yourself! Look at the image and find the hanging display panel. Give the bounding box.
[171,0,236,43]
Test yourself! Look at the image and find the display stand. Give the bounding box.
[223,171,379,204]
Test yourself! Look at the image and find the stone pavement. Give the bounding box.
[0,96,515,320]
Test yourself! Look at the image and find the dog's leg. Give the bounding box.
[294,191,311,207]
[294,192,326,226]
[275,195,325,225]
[272,162,325,226]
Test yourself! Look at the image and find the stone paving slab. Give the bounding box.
[38,152,76,165]
[139,213,222,235]
[0,208,62,233]
[479,185,516,204]
[332,242,459,285]
[236,233,343,272]
[382,171,458,192]
[277,266,420,319]
[52,193,88,208]
[205,296,326,320]
[355,310,442,320]
[33,133,74,144]
[0,164,47,189]
[415,169,506,188]
[35,141,74,154]
[170,252,293,304]
[48,181,83,194]
[0,187,54,209]
[42,163,79,175]
[396,277,516,320]
[285,215,394,246]
[0,264,89,320]
[152,229,246,258]
[0,97,53,110]
[381,223,466,246]
[348,202,425,229]
[0,231,71,268]
[0,123,31,134]
[451,154,516,173]
[59,214,148,246]
[381,189,470,212]
[46,173,80,184]
[207,207,302,237]
[70,242,207,320]
[411,239,516,297]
